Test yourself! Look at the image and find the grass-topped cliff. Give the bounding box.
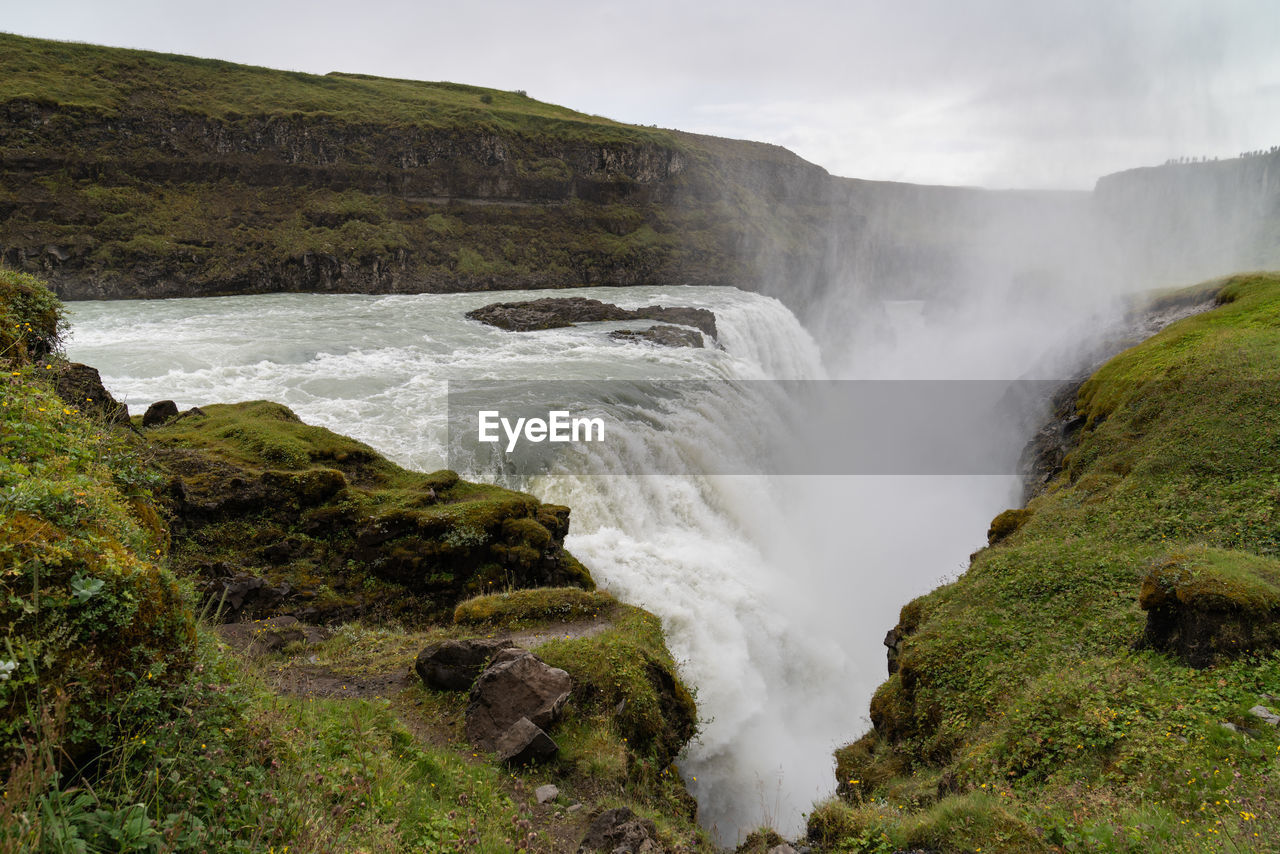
[0,32,835,304]
[0,270,707,853]
[814,272,1280,852]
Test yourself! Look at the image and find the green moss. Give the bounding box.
[453,587,614,628]
[536,606,697,768]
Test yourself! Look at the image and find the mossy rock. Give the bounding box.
[0,269,62,362]
[834,730,909,798]
[146,401,595,623]
[1139,548,1280,666]
[537,606,696,768]
[986,507,1031,545]
[453,587,614,628]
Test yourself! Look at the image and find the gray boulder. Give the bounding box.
[465,651,572,751]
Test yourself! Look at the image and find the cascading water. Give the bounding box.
[65,278,1123,844]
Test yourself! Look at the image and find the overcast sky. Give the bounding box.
[7,0,1280,189]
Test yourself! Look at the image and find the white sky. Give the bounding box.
[6,0,1280,189]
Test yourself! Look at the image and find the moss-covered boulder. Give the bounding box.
[1139,548,1280,667]
[145,400,594,623]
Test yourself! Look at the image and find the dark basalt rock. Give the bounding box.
[202,572,293,621]
[610,324,704,348]
[415,638,519,691]
[467,296,717,338]
[143,399,180,427]
[464,651,572,752]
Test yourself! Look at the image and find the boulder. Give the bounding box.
[1248,705,1280,727]
[465,651,572,752]
[415,638,520,691]
[494,716,559,765]
[577,807,662,853]
[143,399,180,427]
[535,783,559,804]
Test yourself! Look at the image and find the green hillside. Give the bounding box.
[815,273,1280,852]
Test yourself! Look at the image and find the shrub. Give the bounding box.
[0,268,63,362]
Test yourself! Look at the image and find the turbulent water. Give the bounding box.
[66,282,1114,843]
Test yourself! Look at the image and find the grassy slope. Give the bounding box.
[1,272,707,853]
[815,273,1280,853]
[0,32,666,142]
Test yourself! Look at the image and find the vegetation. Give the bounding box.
[453,588,615,629]
[0,272,708,852]
[820,273,1280,852]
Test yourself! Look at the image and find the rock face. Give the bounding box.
[578,807,662,853]
[53,362,131,426]
[415,638,518,691]
[464,651,572,752]
[466,297,718,338]
[609,325,704,348]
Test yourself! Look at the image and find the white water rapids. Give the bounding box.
[65,282,1119,844]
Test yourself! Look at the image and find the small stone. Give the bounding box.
[1248,705,1280,727]
[767,845,798,854]
[535,783,559,804]
[1220,721,1241,734]
[567,803,583,813]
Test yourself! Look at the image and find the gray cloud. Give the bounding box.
[6,0,1279,188]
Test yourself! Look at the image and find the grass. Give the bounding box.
[823,273,1280,852]
[0,32,667,143]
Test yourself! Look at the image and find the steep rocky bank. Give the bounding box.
[814,273,1280,852]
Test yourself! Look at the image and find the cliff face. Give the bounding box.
[1094,150,1280,287]
[0,33,839,304]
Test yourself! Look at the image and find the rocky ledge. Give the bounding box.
[466,297,717,339]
